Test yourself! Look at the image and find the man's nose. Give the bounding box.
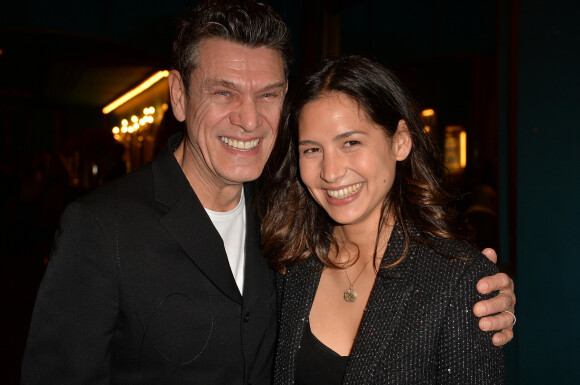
[230,97,261,131]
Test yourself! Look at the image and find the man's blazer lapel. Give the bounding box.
[241,184,273,309]
[152,144,242,304]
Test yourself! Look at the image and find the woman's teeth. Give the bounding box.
[326,183,362,199]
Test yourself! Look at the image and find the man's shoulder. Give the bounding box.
[79,133,185,208]
[79,161,156,208]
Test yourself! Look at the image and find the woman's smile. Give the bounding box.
[324,182,363,199]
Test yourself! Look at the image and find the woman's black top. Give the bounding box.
[294,322,349,385]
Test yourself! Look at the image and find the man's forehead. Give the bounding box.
[194,38,285,83]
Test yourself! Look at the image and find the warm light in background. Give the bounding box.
[111,106,162,142]
[111,104,169,143]
[444,125,467,172]
[102,70,169,114]
[421,108,435,117]
[421,109,436,135]
[459,131,467,168]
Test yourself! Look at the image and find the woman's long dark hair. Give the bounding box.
[258,55,468,272]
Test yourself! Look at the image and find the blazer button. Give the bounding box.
[243,312,250,323]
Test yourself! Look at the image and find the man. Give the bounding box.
[21,1,515,384]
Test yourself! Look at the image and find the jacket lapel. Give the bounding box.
[152,138,242,304]
[343,225,415,384]
[275,257,322,383]
[240,183,274,308]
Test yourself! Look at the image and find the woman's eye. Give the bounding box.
[344,140,360,147]
[302,147,320,154]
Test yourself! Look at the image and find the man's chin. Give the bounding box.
[221,168,264,185]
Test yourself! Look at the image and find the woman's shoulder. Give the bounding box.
[426,236,486,262]
[397,236,498,287]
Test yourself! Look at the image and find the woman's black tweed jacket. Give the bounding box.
[274,222,505,384]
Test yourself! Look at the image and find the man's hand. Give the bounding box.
[474,248,516,346]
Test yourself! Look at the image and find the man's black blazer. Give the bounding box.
[22,134,277,384]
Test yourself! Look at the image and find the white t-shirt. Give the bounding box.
[205,190,246,295]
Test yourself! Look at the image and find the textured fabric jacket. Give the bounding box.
[22,134,277,385]
[274,224,504,384]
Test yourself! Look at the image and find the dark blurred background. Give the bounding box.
[1,0,578,383]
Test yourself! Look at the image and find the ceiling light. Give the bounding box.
[102,70,169,114]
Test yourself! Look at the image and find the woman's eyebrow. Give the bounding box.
[298,139,319,146]
[298,131,367,146]
[333,130,366,142]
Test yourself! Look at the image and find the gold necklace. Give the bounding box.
[343,257,373,303]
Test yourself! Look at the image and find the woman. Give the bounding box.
[259,56,504,384]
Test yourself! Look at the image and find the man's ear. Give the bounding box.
[394,120,412,161]
[169,70,187,122]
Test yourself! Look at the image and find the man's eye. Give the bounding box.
[215,91,230,96]
[261,92,280,100]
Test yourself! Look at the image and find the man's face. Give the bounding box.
[170,38,286,189]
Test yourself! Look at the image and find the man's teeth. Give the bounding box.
[220,137,260,150]
[326,183,362,199]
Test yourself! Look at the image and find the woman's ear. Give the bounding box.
[169,70,187,122]
[393,120,413,161]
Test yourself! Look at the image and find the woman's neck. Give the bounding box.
[332,214,396,265]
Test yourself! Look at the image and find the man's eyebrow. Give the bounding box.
[257,82,286,93]
[204,79,236,90]
[204,79,286,93]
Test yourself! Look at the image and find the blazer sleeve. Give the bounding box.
[436,256,505,384]
[21,201,119,384]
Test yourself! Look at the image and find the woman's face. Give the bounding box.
[298,93,410,228]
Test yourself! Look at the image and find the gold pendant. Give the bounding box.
[344,287,357,302]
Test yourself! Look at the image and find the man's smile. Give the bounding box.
[219,136,261,151]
